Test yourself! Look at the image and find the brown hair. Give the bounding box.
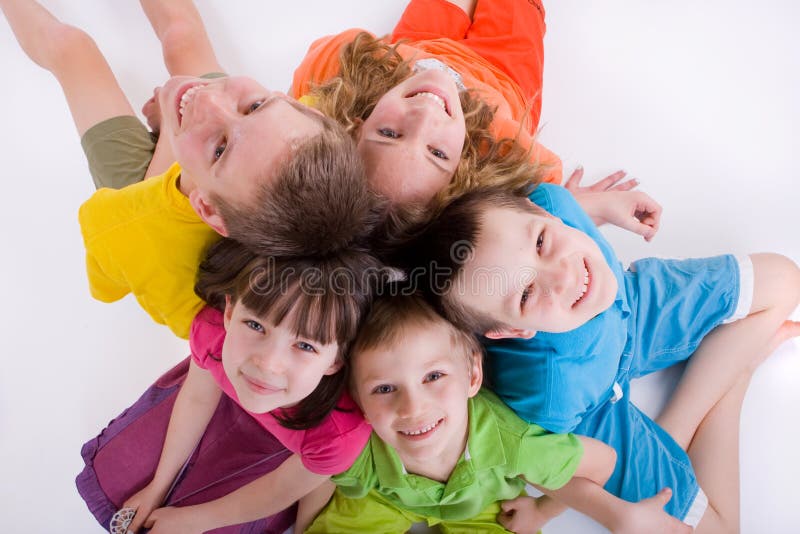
[350,293,483,387]
[212,115,383,257]
[388,185,541,334]
[195,238,389,429]
[310,32,547,207]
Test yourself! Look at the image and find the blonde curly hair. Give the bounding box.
[310,32,548,208]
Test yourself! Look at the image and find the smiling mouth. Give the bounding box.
[175,82,206,126]
[405,88,450,116]
[572,260,591,307]
[398,418,444,439]
[242,373,284,395]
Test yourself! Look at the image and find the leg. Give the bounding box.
[690,372,752,534]
[657,254,800,448]
[463,0,547,128]
[1,0,135,136]
[139,0,222,77]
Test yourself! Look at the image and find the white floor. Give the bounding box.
[0,1,798,533]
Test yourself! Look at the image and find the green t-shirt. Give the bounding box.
[332,389,584,522]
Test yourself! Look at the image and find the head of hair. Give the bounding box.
[195,238,390,429]
[212,115,382,257]
[387,185,543,334]
[349,293,483,387]
[310,32,549,208]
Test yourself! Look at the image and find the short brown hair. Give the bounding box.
[195,238,388,429]
[212,115,382,257]
[388,185,542,334]
[350,294,483,383]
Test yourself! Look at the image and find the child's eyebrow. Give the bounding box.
[216,95,282,175]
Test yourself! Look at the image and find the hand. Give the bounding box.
[497,495,552,534]
[564,167,638,194]
[613,488,691,534]
[145,505,209,534]
[141,87,163,134]
[121,482,169,533]
[574,189,662,241]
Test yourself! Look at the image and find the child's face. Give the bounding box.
[159,75,323,208]
[358,69,465,204]
[221,298,341,414]
[457,205,619,337]
[351,319,481,471]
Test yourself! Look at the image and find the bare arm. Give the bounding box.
[535,437,690,534]
[143,454,329,533]
[295,479,336,533]
[125,359,222,532]
[0,0,134,136]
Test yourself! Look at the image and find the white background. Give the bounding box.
[0,1,798,532]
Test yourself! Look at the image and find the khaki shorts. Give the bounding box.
[80,72,227,190]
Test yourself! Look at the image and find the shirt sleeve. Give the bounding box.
[390,0,471,43]
[298,396,372,475]
[290,29,369,99]
[330,442,376,499]
[79,191,131,303]
[517,424,583,490]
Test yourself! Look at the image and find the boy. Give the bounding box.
[400,182,800,531]
[304,295,690,533]
[1,0,376,340]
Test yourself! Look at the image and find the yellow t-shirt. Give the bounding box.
[78,162,220,339]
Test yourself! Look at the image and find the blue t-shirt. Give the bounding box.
[484,184,631,433]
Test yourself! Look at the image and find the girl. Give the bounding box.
[291,0,661,239]
[116,238,385,533]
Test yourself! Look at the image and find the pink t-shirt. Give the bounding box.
[189,306,371,475]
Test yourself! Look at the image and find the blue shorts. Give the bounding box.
[575,254,751,525]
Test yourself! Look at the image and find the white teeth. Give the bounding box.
[574,265,589,304]
[412,91,446,112]
[179,85,202,117]
[400,420,440,436]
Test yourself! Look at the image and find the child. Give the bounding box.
[304,295,691,533]
[113,237,385,533]
[397,182,800,531]
[1,0,376,340]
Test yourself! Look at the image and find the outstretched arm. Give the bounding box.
[0,0,134,136]
[501,436,690,533]
[295,479,336,533]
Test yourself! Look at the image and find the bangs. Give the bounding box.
[236,260,362,348]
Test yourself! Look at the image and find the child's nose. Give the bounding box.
[396,389,425,418]
[192,90,235,124]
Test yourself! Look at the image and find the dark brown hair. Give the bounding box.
[212,115,383,257]
[388,185,541,334]
[310,32,547,206]
[195,238,388,429]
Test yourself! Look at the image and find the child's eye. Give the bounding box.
[424,371,444,383]
[520,284,532,310]
[214,140,227,161]
[295,341,318,353]
[377,128,400,139]
[536,231,544,252]
[428,147,448,160]
[372,384,395,395]
[246,101,263,114]
[244,319,264,333]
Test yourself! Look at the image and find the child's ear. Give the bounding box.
[189,189,229,236]
[467,352,483,398]
[223,295,234,330]
[484,327,536,340]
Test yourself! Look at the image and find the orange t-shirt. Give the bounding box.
[290,0,561,184]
